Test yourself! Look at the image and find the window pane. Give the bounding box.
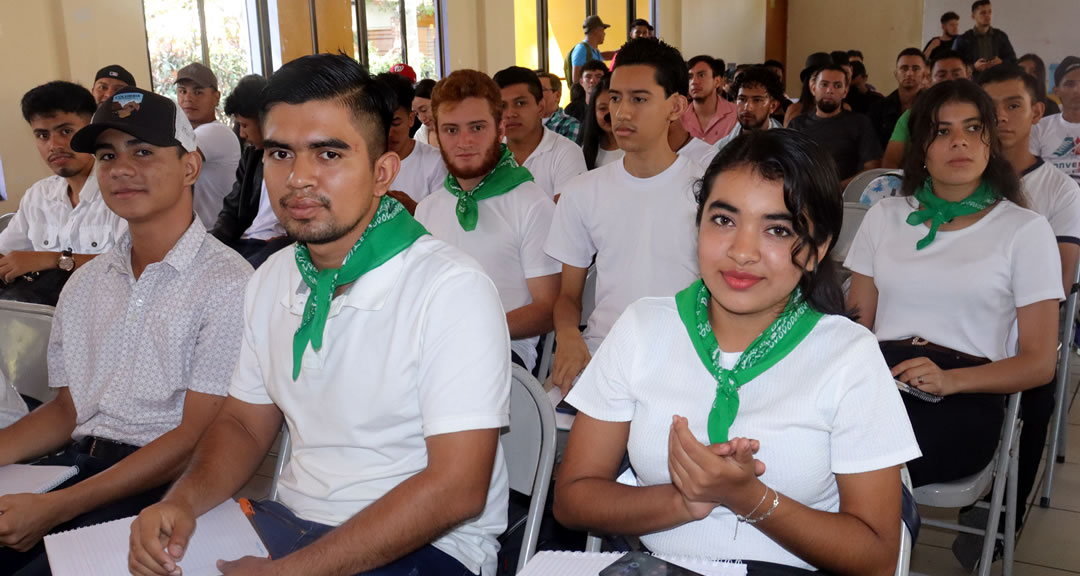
[548,0,585,107]
[514,0,539,71]
[365,0,403,75]
[143,0,203,100]
[204,0,255,112]
[636,0,651,27]
[405,0,441,80]
[597,0,627,57]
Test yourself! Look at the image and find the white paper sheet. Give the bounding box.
[0,464,79,496]
[518,551,748,576]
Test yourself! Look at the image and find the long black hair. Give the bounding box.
[695,129,851,317]
[581,74,613,170]
[900,79,1023,206]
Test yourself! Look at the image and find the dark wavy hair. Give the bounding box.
[21,81,96,123]
[581,74,613,169]
[223,74,267,119]
[900,79,1023,205]
[694,129,851,317]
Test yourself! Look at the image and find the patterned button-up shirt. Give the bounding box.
[544,107,581,144]
[48,217,252,446]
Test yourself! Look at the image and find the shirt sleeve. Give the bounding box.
[227,268,275,405]
[1010,214,1066,307]
[553,142,588,191]
[544,181,596,268]
[0,189,37,254]
[823,327,922,474]
[1046,177,1080,241]
[46,289,69,390]
[565,301,639,421]
[889,111,910,143]
[195,124,241,162]
[416,268,511,437]
[843,201,886,277]
[570,43,588,66]
[856,114,884,164]
[520,191,562,279]
[187,256,252,396]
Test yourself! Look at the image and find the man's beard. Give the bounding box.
[817,99,840,114]
[440,137,502,181]
[280,193,368,245]
[739,114,768,131]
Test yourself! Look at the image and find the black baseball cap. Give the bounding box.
[71,87,197,154]
[1055,56,1080,87]
[95,65,136,87]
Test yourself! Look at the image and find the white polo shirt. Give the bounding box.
[415,181,561,371]
[1021,159,1080,241]
[0,164,126,255]
[545,155,703,352]
[519,128,587,199]
[391,140,447,203]
[192,121,242,228]
[677,137,719,168]
[567,298,920,569]
[228,236,510,576]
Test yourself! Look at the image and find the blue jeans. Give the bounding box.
[249,499,476,575]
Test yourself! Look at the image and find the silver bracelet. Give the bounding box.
[745,489,780,524]
[733,485,771,539]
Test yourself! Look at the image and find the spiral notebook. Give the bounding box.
[0,464,79,496]
[44,499,268,576]
[518,551,747,576]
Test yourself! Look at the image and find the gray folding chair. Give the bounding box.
[914,392,1022,576]
[580,265,597,326]
[0,301,57,405]
[1041,246,1080,507]
[501,364,557,572]
[834,202,869,264]
[0,212,14,234]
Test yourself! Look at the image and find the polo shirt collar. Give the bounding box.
[106,216,207,276]
[283,241,408,316]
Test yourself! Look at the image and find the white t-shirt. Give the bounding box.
[545,155,703,352]
[391,141,447,203]
[0,164,126,255]
[414,123,437,147]
[1030,113,1080,183]
[1021,159,1080,240]
[193,121,242,228]
[415,181,560,371]
[677,137,719,168]
[519,128,587,199]
[229,237,510,576]
[566,298,921,569]
[240,181,286,241]
[844,197,1063,361]
[594,147,624,169]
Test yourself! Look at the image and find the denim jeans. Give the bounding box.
[248,499,476,575]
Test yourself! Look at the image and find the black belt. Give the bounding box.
[71,436,141,463]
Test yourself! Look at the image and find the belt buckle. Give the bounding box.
[87,437,100,458]
[911,337,928,346]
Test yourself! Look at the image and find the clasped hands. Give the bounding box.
[667,415,768,522]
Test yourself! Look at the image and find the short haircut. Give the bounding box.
[847,50,864,60]
[375,71,416,113]
[972,0,991,11]
[851,61,868,79]
[582,59,609,75]
[931,49,970,69]
[942,11,960,23]
[815,64,849,84]
[631,18,652,30]
[21,81,96,123]
[493,65,544,103]
[612,37,689,98]
[260,53,395,161]
[539,71,562,95]
[431,69,504,125]
[730,65,785,102]
[414,78,437,100]
[763,59,784,72]
[688,55,725,78]
[223,74,267,119]
[896,47,928,66]
[977,63,1041,103]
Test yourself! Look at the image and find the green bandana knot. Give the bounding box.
[292,196,428,380]
[443,144,534,231]
[906,179,998,250]
[675,278,823,444]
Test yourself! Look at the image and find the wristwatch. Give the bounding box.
[57,249,75,272]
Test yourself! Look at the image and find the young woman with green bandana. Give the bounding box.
[554,129,920,575]
[845,80,1063,489]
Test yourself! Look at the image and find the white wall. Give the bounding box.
[679,0,765,65]
[922,0,1080,84]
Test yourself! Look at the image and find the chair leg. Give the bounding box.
[978,451,1010,576]
[1005,429,1019,576]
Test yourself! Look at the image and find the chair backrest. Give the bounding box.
[501,364,557,572]
[536,332,555,383]
[0,213,14,234]
[581,265,597,325]
[833,203,869,263]
[843,169,902,203]
[268,424,291,503]
[0,301,56,404]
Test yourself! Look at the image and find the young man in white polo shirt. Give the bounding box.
[129,54,510,576]
[0,87,251,576]
[546,38,703,394]
[175,62,242,228]
[377,72,446,210]
[415,69,561,374]
[493,66,587,201]
[0,81,126,305]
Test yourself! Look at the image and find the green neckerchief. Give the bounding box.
[906,179,998,250]
[292,196,428,380]
[675,278,823,444]
[443,144,534,231]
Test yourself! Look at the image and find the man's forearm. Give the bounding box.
[0,398,75,466]
[506,301,555,340]
[552,294,583,338]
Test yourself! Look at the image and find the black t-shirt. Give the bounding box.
[788,111,882,180]
[924,35,956,63]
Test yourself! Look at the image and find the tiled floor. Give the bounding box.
[911,355,1080,575]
